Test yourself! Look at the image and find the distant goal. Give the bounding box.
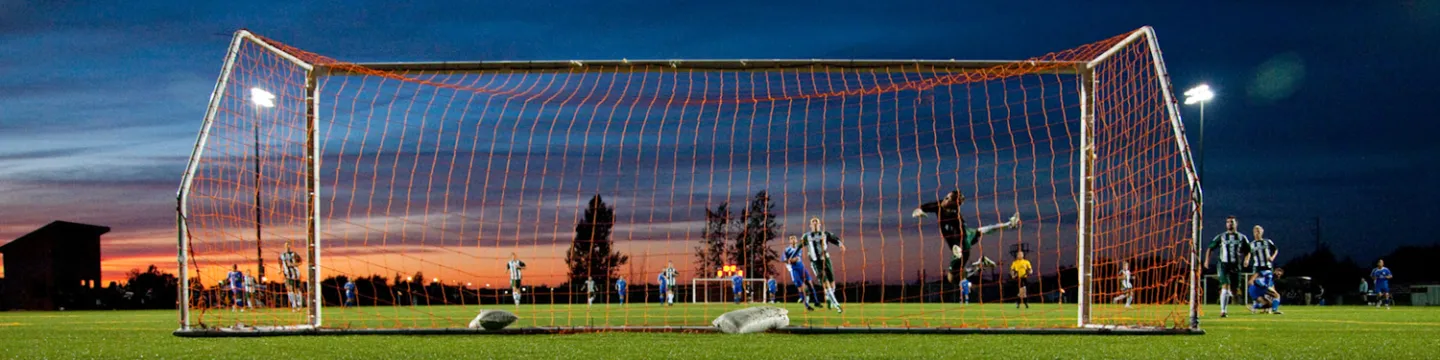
[175,26,1201,336]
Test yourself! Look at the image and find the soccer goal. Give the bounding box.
[175,26,1201,336]
[692,278,769,304]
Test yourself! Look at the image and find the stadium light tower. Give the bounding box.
[248,87,276,283]
[1183,84,1214,183]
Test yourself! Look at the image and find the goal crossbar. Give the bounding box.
[321,59,1085,75]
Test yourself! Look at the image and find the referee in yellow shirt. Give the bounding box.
[1011,250,1033,309]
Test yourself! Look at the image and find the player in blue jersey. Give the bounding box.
[766,277,778,303]
[1371,259,1393,309]
[784,235,818,311]
[616,276,628,305]
[732,274,745,304]
[343,278,357,307]
[226,265,245,311]
[959,278,972,304]
[1248,268,1284,315]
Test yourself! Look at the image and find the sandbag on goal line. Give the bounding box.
[712,307,790,334]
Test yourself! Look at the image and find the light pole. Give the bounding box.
[1183,85,1215,183]
[250,88,276,280]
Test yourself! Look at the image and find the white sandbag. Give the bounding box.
[467,309,519,330]
[712,306,789,334]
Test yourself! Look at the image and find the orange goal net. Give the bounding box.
[176,27,1200,335]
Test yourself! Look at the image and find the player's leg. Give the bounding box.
[822,259,841,312]
[975,212,1022,235]
[511,279,521,305]
[1218,264,1236,317]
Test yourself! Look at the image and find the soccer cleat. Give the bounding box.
[1219,312,1228,318]
[979,256,998,269]
[1272,310,1283,315]
[1008,212,1022,228]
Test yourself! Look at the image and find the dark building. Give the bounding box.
[0,221,108,310]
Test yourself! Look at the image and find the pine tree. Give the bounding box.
[696,202,734,277]
[566,195,629,285]
[732,191,781,278]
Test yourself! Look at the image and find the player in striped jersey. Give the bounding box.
[506,253,526,306]
[1245,225,1278,275]
[784,235,818,311]
[1203,216,1251,318]
[1244,225,1277,309]
[243,271,258,309]
[584,276,597,307]
[912,190,1021,288]
[660,261,678,306]
[279,243,303,310]
[798,217,847,313]
[1112,261,1133,308]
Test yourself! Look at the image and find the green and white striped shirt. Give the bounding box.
[1208,231,1250,264]
[1250,238,1277,268]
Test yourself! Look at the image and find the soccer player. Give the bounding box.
[959,278,972,304]
[766,276,778,303]
[732,273,745,304]
[1359,278,1372,306]
[343,278,357,307]
[506,253,526,306]
[659,261,678,306]
[1011,250,1033,309]
[783,235,819,311]
[1371,260,1393,309]
[1202,215,1250,318]
[226,265,244,312]
[1112,261,1134,308]
[798,217,847,313]
[279,243,304,310]
[1244,225,1278,275]
[616,276,628,305]
[243,271,258,309]
[1248,268,1284,315]
[1243,225,1277,309]
[912,190,1021,287]
[585,276,597,307]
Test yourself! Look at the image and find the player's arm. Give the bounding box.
[912,201,941,217]
[1268,241,1278,263]
[518,261,527,269]
[1202,234,1222,269]
[826,232,847,251]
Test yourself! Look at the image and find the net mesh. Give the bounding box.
[180,28,1197,331]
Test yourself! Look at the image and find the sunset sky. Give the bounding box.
[2,1,1437,285]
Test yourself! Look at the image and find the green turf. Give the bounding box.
[2,305,1438,359]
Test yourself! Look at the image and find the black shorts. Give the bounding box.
[1217,263,1242,287]
[811,258,836,283]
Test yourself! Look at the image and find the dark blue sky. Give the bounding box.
[2,1,1438,280]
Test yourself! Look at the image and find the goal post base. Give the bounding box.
[174,325,1201,337]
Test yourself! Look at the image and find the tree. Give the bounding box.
[566,195,629,285]
[695,202,734,277]
[732,191,781,278]
[124,265,179,309]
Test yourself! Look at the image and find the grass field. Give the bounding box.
[1,304,1437,359]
